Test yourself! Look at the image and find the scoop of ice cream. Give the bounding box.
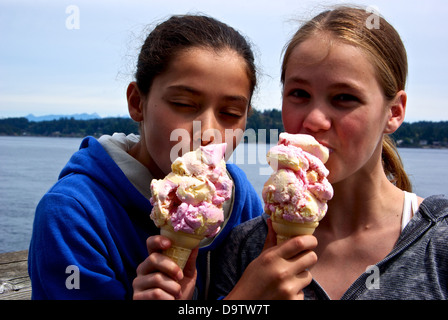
[278,132,329,163]
[172,143,227,179]
[263,133,333,224]
[175,176,213,205]
[262,169,328,223]
[171,201,224,237]
[266,144,309,172]
[150,143,232,237]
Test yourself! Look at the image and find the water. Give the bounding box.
[231,144,448,199]
[1,137,447,253]
[0,136,83,253]
[398,148,448,197]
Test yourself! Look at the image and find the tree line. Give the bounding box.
[0,116,139,138]
[391,121,448,147]
[1,110,447,147]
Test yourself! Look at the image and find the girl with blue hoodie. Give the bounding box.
[28,15,263,300]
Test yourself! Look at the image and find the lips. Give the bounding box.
[316,140,334,154]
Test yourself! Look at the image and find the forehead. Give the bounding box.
[165,47,247,79]
[154,47,252,99]
[171,47,245,70]
[285,36,378,85]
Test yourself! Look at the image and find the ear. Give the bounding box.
[126,82,144,122]
[384,90,407,134]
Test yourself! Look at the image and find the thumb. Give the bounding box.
[182,247,199,279]
[262,217,277,251]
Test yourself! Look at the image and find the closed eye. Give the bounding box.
[219,106,246,119]
[221,111,243,118]
[172,102,194,107]
[169,100,198,110]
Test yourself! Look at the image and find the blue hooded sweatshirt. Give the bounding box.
[28,136,263,299]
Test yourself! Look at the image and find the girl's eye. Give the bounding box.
[220,108,245,119]
[221,112,242,118]
[171,101,196,109]
[333,94,359,103]
[290,89,310,99]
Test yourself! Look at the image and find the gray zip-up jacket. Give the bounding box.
[210,195,448,300]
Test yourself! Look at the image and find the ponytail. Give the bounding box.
[382,135,412,192]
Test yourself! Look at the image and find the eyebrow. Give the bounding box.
[286,76,365,92]
[167,85,249,105]
[328,81,365,93]
[223,95,249,105]
[167,85,201,96]
[284,77,310,86]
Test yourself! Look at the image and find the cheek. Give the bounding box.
[145,124,172,174]
[144,107,189,174]
[230,119,247,144]
[281,103,303,133]
[328,123,381,183]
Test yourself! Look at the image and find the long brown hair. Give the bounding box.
[136,15,257,103]
[281,6,412,191]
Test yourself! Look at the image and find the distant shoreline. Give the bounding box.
[1,114,447,148]
[1,134,447,150]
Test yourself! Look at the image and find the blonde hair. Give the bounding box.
[281,6,411,191]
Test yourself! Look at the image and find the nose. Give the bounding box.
[201,132,215,146]
[302,104,331,134]
[192,110,221,147]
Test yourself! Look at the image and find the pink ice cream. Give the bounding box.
[150,143,232,238]
[263,133,333,224]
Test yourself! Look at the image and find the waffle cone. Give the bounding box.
[271,219,319,245]
[160,227,203,269]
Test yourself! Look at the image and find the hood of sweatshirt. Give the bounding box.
[59,136,155,231]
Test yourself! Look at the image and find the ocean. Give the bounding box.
[1,136,447,253]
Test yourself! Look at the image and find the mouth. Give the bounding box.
[317,141,334,154]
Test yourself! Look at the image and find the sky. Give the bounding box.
[0,0,447,122]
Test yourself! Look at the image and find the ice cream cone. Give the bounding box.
[160,226,203,269]
[150,143,231,269]
[271,219,319,245]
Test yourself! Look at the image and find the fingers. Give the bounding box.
[139,235,183,280]
[136,251,183,281]
[226,233,318,300]
[273,235,318,282]
[133,235,199,300]
[274,237,317,298]
[146,235,172,254]
[277,235,318,260]
[133,271,182,300]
